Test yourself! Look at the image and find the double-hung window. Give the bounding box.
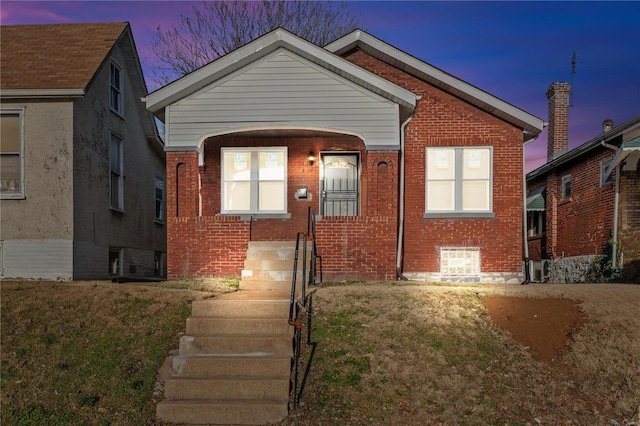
[109,60,123,115]
[221,147,287,214]
[0,109,24,199]
[110,134,124,210]
[425,147,492,216]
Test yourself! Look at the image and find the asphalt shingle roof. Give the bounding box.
[1,22,128,91]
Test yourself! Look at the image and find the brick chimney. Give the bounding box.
[546,82,571,161]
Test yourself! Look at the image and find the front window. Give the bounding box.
[109,60,123,115]
[561,175,571,199]
[221,147,287,214]
[155,177,164,221]
[425,147,492,215]
[1,109,24,199]
[110,134,124,210]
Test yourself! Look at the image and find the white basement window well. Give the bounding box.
[440,248,480,282]
[221,147,288,217]
[424,147,494,218]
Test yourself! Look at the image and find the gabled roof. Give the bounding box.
[146,28,417,122]
[326,30,545,142]
[527,114,640,180]
[0,22,128,96]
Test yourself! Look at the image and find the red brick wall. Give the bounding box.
[618,167,640,282]
[165,136,400,280]
[551,150,615,258]
[344,50,525,275]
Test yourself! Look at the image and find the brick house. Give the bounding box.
[526,82,640,282]
[0,23,166,280]
[146,28,544,283]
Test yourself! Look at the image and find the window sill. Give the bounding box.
[0,194,25,200]
[559,197,572,205]
[154,219,164,225]
[110,108,125,120]
[423,212,495,219]
[219,213,292,220]
[110,206,124,214]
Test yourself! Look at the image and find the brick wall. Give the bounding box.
[165,136,400,280]
[619,167,640,282]
[344,50,525,275]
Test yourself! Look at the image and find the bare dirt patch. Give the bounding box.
[482,296,588,362]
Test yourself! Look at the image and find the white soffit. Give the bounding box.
[146,28,416,121]
[326,30,545,140]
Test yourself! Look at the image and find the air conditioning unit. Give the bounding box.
[541,260,551,282]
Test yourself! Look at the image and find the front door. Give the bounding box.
[321,154,359,216]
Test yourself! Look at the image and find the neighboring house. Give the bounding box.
[526,82,640,283]
[146,28,544,283]
[0,22,166,280]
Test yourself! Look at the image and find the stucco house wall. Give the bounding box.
[0,101,75,279]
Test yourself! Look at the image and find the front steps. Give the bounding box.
[157,241,311,425]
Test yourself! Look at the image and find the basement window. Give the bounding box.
[440,248,480,279]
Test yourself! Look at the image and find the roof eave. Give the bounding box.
[326,30,545,138]
[0,89,85,99]
[527,114,640,180]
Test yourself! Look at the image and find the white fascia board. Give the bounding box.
[327,30,544,136]
[0,89,85,98]
[146,28,416,119]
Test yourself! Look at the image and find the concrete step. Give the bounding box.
[239,280,303,293]
[191,299,290,318]
[179,334,292,356]
[170,354,291,378]
[157,399,288,425]
[241,269,301,282]
[186,317,293,336]
[164,377,289,400]
[243,258,310,271]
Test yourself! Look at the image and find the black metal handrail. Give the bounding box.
[289,207,321,409]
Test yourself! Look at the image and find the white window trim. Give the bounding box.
[110,134,124,211]
[561,174,572,199]
[155,176,165,222]
[109,59,124,117]
[424,146,494,218]
[220,147,288,215]
[0,107,25,200]
[600,158,613,187]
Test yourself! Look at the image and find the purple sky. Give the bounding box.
[2,1,639,172]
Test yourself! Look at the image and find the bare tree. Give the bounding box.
[149,1,361,86]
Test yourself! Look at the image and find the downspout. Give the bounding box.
[601,141,620,275]
[396,96,422,280]
[522,138,531,285]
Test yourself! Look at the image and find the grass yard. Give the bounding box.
[1,280,639,425]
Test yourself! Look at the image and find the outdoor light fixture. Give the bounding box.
[307,152,316,166]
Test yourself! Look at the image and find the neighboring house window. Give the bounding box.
[221,147,287,214]
[425,147,492,214]
[0,109,24,199]
[155,177,164,221]
[154,251,163,276]
[110,134,124,210]
[109,60,123,115]
[561,175,572,199]
[600,158,614,186]
[527,211,546,237]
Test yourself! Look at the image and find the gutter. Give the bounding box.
[601,141,621,275]
[396,96,422,280]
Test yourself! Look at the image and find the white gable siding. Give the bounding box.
[167,50,400,150]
